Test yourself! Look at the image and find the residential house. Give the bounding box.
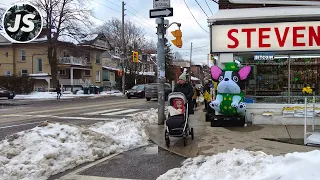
[102,50,156,89]
[0,30,109,92]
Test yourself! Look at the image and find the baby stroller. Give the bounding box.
[165,92,194,147]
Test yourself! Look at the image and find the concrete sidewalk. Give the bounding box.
[146,105,320,157]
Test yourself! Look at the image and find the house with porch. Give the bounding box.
[0,30,109,92]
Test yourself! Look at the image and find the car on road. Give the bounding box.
[126,84,147,99]
[0,87,15,99]
[145,83,172,101]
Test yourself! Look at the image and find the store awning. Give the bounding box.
[208,6,320,23]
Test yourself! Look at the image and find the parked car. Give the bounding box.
[145,83,172,101]
[126,84,147,99]
[0,87,15,99]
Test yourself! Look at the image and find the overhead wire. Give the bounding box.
[194,0,209,18]
[89,0,156,33]
[90,0,122,14]
[205,0,214,15]
[125,9,156,31]
[182,0,209,33]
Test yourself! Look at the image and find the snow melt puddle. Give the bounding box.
[0,109,158,180]
[157,149,320,180]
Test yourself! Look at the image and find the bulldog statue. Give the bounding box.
[209,62,252,116]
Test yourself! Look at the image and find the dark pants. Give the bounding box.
[57,92,61,99]
[204,100,208,110]
[193,99,197,108]
[188,100,194,114]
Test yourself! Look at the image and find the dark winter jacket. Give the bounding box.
[174,83,194,101]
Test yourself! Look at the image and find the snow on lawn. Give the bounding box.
[0,109,157,180]
[14,90,123,100]
[157,148,320,180]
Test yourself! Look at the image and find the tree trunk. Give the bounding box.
[48,46,58,88]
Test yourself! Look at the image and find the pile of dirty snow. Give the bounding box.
[157,149,320,180]
[0,109,158,180]
[90,108,158,150]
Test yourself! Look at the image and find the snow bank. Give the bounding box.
[0,109,157,180]
[14,91,123,100]
[89,108,158,150]
[157,149,320,180]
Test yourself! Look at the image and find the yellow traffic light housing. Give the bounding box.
[132,51,139,63]
[210,54,214,61]
[118,69,123,76]
[171,29,182,48]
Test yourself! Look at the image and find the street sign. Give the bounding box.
[153,0,170,9]
[149,8,173,18]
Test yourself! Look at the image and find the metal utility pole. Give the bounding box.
[121,1,126,94]
[189,42,192,82]
[156,17,166,125]
[207,53,210,66]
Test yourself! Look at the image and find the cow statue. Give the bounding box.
[209,62,252,116]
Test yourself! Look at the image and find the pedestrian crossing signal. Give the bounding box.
[132,51,139,63]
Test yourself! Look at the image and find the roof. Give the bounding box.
[102,66,120,71]
[208,6,320,23]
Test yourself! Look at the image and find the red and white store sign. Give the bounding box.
[211,21,320,52]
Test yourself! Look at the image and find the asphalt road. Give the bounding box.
[0,96,159,140]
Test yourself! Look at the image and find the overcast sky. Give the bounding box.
[0,0,219,65]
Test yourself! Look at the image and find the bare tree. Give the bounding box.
[98,18,147,51]
[173,52,185,61]
[32,0,92,87]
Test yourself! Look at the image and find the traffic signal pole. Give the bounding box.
[156,19,182,125]
[121,1,126,94]
[156,18,166,125]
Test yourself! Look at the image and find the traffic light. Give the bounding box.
[210,54,214,61]
[118,69,123,76]
[171,29,182,48]
[132,51,139,63]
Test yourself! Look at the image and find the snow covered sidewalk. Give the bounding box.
[14,90,123,100]
[158,148,320,180]
[0,109,157,180]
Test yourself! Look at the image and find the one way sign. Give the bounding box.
[149,8,173,18]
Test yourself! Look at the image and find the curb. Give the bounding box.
[145,125,189,158]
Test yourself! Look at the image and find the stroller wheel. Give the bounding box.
[183,137,187,146]
[165,130,170,147]
[165,137,170,147]
[190,128,194,140]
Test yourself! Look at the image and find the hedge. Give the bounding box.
[0,75,35,94]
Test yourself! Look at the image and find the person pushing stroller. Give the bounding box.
[173,72,194,114]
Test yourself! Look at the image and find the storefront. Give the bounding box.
[208,6,320,124]
[209,6,320,104]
